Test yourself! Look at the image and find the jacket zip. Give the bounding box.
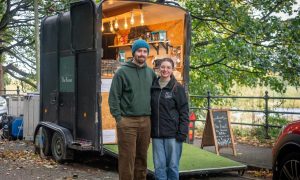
[157,89,163,137]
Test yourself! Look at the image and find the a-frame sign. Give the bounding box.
[201,109,237,156]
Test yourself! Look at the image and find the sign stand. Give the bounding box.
[201,109,237,156]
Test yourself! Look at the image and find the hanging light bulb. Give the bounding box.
[130,11,134,25]
[124,16,128,29]
[114,17,119,29]
[101,22,104,32]
[110,20,114,32]
[140,11,144,25]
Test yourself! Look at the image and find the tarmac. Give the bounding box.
[193,139,272,170]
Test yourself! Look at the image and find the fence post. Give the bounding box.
[17,86,20,95]
[264,91,270,139]
[4,87,6,95]
[207,91,211,110]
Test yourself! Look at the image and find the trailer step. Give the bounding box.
[69,139,94,150]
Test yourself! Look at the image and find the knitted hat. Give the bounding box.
[131,39,150,56]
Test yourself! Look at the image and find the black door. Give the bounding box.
[70,0,100,148]
[40,15,60,124]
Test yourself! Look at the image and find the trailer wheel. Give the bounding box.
[51,132,65,163]
[37,128,52,156]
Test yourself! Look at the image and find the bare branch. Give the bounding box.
[5,69,36,88]
[219,63,262,74]
[7,24,34,28]
[261,0,284,22]
[191,14,238,34]
[0,38,34,53]
[5,49,36,70]
[3,63,32,77]
[0,0,32,30]
[243,38,278,48]
[194,33,237,47]
[190,57,227,69]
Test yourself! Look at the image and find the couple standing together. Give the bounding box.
[109,39,189,180]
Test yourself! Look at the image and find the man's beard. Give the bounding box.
[135,56,146,65]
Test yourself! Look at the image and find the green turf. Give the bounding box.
[104,143,244,172]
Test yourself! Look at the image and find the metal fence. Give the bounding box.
[0,86,24,117]
[190,91,300,138]
[0,86,21,96]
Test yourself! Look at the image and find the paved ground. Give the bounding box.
[193,139,272,170]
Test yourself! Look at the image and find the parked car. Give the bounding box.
[272,120,300,180]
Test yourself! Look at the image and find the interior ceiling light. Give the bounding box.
[124,16,128,29]
[130,11,134,25]
[101,21,104,32]
[140,11,144,25]
[114,17,118,29]
[102,9,145,30]
[110,20,114,32]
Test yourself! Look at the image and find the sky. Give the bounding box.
[272,0,299,20]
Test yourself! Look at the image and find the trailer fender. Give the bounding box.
[34,122,74,159]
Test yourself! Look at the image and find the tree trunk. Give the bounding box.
[34,0,40,91]
[0,63,4,96]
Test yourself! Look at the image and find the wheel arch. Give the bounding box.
[273,142,300,179]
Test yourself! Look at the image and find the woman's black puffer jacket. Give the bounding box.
[150,76,189,142]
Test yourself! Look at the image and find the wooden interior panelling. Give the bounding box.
[101,92,116,129]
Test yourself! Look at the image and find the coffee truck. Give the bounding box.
[34,0,246,175]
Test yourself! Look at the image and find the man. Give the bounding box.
[109,39,156,180]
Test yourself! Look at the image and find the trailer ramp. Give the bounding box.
[104,143,246,175]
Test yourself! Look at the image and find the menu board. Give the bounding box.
[212,111,231,147]
[201,110,237,156]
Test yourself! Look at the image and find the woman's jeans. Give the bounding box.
[152,138,182,180]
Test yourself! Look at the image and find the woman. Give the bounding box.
[151,58,189,180]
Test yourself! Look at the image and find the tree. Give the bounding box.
[0,0,70,91]
[0,0,35,91]
[183,0,300,95]
[1,0,299,95]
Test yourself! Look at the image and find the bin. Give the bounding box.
[11,117,23,139]
[23,94,40,140]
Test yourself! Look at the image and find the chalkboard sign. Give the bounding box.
[201,110,237,156]
[212,111,231,147]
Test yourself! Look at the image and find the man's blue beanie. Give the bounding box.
[131,39,150,56]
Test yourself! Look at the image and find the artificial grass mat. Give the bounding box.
[104,143,245,172]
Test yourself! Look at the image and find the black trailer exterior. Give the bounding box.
[34,0,191,162]
[35,0,102,162]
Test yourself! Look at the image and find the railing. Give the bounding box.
[0,86,21,96]
[190,91,300,138]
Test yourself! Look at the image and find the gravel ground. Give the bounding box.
[0,140,271,180]
[0,140,118,180]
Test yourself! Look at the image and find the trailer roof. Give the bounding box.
[102,0,187,26]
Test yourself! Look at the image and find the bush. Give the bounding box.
[252,115,289,140]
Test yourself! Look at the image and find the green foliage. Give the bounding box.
[253,115,289,139]
[40,0,71,16]
[231,115,288,142]
[233,127,253,138]
[181,0,300,96]
[2,0,300,93]
[0,0,71,90]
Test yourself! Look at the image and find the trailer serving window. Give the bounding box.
[100,1,189,144]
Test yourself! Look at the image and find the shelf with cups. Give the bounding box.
[108,40,170,55]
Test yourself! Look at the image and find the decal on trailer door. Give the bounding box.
[60,56,75,92]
